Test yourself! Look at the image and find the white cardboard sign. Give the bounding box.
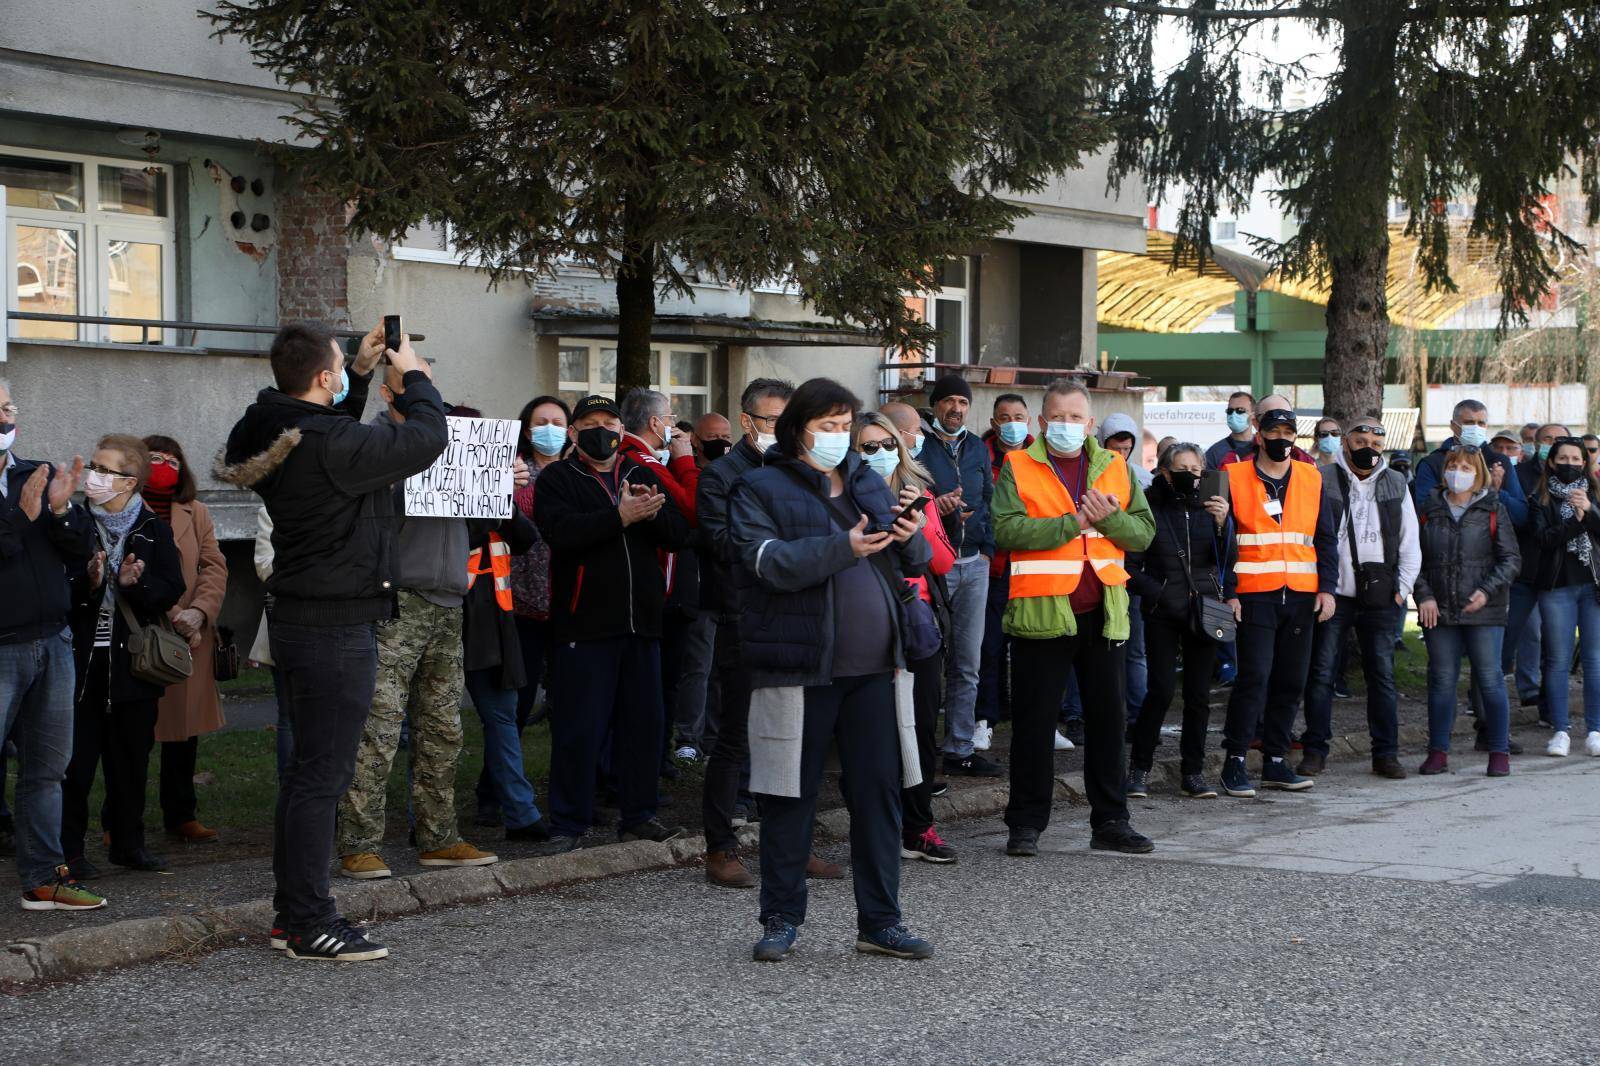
[404,416,519,519]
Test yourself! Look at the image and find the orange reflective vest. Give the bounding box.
[467,532,514,611]
[1007,449,1131,599]
[1227,460,1321,594]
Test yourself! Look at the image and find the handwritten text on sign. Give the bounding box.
[404,417,519,519]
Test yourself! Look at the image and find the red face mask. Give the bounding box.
[146,462,180,491]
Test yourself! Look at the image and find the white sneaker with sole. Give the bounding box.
[972,722,994,752]
[1586,731,1600,757]
[1547,730,1571,757]
[674,745,699,763]
[1054,730,1074,751]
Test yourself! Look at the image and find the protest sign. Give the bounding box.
[404,416,519,519]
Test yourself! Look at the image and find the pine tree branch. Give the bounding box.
[1104,1,1327,19]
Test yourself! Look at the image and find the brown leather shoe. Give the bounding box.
[805,854,845,880]
[1296,751,1327,777]
[167,820,219,842]
[1371,755,1407,780]
[705,849,755,889]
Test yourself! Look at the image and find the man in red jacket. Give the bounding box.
[619,388,700,526]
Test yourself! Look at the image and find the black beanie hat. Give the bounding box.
[929,374,973,405]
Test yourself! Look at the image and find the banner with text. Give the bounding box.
[404,416,519,519]
[1141,402,1230,455]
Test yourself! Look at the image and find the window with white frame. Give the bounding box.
[927,256,969,364]
[1214,220,1237,241]
[556,339,713,422]
[3,147,175,344]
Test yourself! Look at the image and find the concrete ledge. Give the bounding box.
[0,722,1417,990]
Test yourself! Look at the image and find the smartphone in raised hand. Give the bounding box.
[383,315,403,357]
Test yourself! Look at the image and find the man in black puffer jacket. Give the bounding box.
[215,322,446,963]
[534,394,692,852]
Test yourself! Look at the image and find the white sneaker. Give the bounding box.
[1586,731,1600,757]
[1546,731,1571,757]
[1054,730,1075,751]
[673,745,699,763]
[972,722,994,752]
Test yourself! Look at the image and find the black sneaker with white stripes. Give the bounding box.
[285,919,388,962]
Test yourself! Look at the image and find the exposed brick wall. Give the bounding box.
[275,184,352,327]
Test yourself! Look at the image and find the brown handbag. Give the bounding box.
[212,625,241,683]
[115,595,194,687]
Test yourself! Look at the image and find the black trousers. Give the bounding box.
[1223,593,1315,758]
[160,737,198,828]
[701,620,752,854]
[1129,612,1217,775]
[1006,608,1129,832]
[61,648,159,859]
[269,620,378,933]
[901,649,944,839]
[758,672,901,935]
[548,635,663,836]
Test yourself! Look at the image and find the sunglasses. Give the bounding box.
[1348,423,1386,437]
[858,438,900,456]
[1315,430,1341,440]
[1226,407,1251,416]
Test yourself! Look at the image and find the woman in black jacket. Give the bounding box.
[1414,446,1521,775]
[728,378,931,965]
[1528,437,1600,758]
[62,434,185,876]
[1125,443,1232,800]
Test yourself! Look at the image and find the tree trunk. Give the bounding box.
[1324,239,1390,423]
[615,201,656,399]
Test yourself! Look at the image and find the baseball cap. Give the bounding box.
[1491,426,1520,444]
[1258,408,1297,432]
[571,394,621,420]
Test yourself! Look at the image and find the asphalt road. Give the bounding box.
[5,755,1600,1065]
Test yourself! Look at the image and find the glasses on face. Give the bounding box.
[149,453,181,470]
[1315,430,1341,440]
[1349,423,1386,437]
[1226,407,1250,416]
[88,462,136,480]
[858,437,900,456]
[744,412,779,428]
[0,403,16,418]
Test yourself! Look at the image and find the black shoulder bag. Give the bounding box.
[780,467,942,662]
[1338,468,1397,610]
[1168,508,1235,643]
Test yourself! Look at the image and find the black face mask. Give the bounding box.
[1261,437,1293,462]
[1169,470,1201,500]
[1349,446,1382,471]
[701,438,732,462]
[1554,463,1586,485]
[576,426,621,462]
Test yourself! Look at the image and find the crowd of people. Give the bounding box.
[2,325,1596,966]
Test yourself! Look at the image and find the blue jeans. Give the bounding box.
[465,668,542,831]
[1424,624,1508,753]
[1538,584,1600,734]
[0,631,75,890]
[940,555,990,757]
[1302,596,1399,758]
[1504,582,1543,703]
[1125,596,1148,722]
[673,608,717,752]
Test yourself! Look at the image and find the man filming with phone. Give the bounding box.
[218,320,446,962]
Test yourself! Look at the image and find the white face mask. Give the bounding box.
[1444,468,1476,495]
[0,425,15,453]
[754,432,777,451]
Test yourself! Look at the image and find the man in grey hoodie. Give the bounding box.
[1299,416,1421,778]
[334,363,523,880]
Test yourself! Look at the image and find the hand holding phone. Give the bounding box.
[384,315,403,358]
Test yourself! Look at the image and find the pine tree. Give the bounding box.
[1101,2,1600,421]
[210,0,1107,395]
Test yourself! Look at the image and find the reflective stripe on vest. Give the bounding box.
[1006,448,1132,599]
[1226,460,1322,593]
[467,532,514,611]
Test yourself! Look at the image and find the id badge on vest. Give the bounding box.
[1263,498,1283,518]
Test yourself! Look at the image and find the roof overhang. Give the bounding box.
[531,311,881,348]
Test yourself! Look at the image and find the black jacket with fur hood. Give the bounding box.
[215,368,447,626]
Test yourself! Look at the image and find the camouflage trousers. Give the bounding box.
[336,591,465,856]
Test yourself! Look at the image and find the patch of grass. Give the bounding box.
[218,665,274,696]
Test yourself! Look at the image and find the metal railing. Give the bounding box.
[877,359,1140,399]
[6,311,424,347]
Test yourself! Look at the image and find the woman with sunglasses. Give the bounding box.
[1529,437,1600,758]
[61,435,185,876]
[1414,446,1520,775]
[1126,443,1232,799]
[856,410,957,865]
[142,435,229,844]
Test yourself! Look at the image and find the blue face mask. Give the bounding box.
[1538,443,1553,461]
[530,423,567,456]
[1045,421,1086,453]
[1316,435,1339,455]
[329,368,350,406]
[1458,424,1488,448]
[910,433,925,458]
[807,431,851,470]
[863,447,900,480]
[1521,442,1537,460]
[1226,411,1251,435]
[997,421,1028,447]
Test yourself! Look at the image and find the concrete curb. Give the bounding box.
[0,722,1438,989]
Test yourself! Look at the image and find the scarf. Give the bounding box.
[91,498,144,591]
[142,483,175,521]
[1547,478,1593,569]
